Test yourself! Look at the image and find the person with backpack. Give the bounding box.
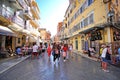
[101,45,111,72]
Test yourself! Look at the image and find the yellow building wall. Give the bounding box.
[68,0,109,51]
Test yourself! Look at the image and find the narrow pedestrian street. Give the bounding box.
[0,52,120,80]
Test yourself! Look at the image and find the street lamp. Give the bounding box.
[107,9,115,23]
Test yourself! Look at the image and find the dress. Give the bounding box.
[47,46,51,57]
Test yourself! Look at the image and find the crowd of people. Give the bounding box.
[86,44,120,72]
[15,42,120,73]
[47,42,73,64]
[15,42,73,63]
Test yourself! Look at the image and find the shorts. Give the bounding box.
[101,57,111,64]
[101,57,108,62]
[32,52,38,56]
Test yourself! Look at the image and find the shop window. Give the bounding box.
[75,40,78,50]
[18,38,21,44]
[113,31,120,41]
[90,31,102,41]
[5,36,12,47]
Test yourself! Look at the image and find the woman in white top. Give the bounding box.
[32,42,38,59]
[101,45,111,72]
[69,44,73,58]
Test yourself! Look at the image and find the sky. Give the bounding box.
[36,0,69,37]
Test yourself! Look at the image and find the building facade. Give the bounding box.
[62,0,120,55]
[0,0,41,57]
[56,22,63,43]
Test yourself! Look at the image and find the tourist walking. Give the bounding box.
[101,45,111,72]
[32,42,39,59]
[62,44,68,62]
[52,43,57,64]
[57,44,61,61]
[16,46,22,57]
[47,44,52,58]
[69,44,73,58]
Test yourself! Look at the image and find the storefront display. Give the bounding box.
[90,31,102,41]
[113,31,120,41]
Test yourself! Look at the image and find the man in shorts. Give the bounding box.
[32,42,38,59]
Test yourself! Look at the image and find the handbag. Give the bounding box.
[105,49,111,60]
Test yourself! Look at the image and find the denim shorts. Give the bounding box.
[101,57,108,62]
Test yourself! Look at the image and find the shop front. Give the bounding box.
[89,30,103,54]
[79,27,104,54]
[0,25,17,58]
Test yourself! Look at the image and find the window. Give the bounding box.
[68,13,69,17]
[65,23,67,28]
[84,17,88,27]
[80,7,83,13]
[89,13,94,24]
[81,21,84,28]
[88,0,94,6]
[75,13,77,19]
[18,38,20,44]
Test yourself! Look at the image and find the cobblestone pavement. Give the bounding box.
[0,56,30,74]
[0,52,120,80]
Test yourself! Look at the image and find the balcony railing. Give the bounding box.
[31,7,39,18]
[24,9,32,17]
[0,7,13,21]
[12,16,24,28]
[18,0,27,9]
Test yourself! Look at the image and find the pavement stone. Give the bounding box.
[73,50,99,61]
[73,50,120,68]
[0,55,30,74]
[0,50,119,76]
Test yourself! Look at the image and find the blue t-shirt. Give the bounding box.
[16,48,21,54]
[118,48,120,54]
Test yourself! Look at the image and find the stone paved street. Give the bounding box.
[0,52,120,80]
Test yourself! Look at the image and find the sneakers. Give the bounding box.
[64,60,66,62]
[102,69,109,72]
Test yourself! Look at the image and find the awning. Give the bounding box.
[0,25,17,36]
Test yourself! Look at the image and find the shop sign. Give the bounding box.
[90,31,102,41]
[113,31,120,41]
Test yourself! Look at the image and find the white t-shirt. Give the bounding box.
[101,48,107,58]
[69,46,73,51]
[33,45,38,52]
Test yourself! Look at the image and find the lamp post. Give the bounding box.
[107,9,115,23]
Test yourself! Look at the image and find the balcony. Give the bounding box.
[30,20,39,28]
[17,0,28,9]
[30,0,40,19]
[0,7,13,26]
[12,16,24,28]
[31,7,40,19]
[23,8,33,20]
[9,0,23,10]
